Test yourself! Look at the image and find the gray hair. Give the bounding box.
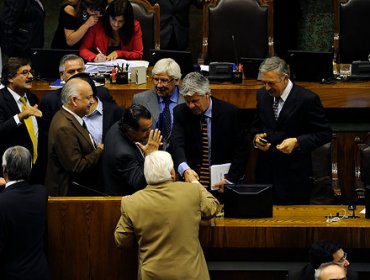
[2,146,32,181]
[180,72,210,97]
[59,54,84,73]
[258,56,290,79]
[61,78,88,105]
[152,58,182,80]
[314,262,346,280]
[144,151,173,185]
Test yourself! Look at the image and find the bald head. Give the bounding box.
[61,78,93,117]
[315,262,346,280]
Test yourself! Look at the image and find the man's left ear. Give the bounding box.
[170,168,176,181]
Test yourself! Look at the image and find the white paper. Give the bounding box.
[360,208,366,214]
[210,163,231,190]
[85,59,149,74]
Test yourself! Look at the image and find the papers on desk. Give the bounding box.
[49,79,65,88]
[210,163,231,190]
[85,59,149,74]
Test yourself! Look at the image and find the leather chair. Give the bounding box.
[333,0,370,63]
[200,0,274,64]
[130,0,160,61]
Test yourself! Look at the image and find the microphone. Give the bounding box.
[231,34,239,67]
[71,181,110,196]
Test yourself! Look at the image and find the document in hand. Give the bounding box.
[210,163,231,190]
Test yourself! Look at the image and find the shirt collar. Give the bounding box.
[203,97,213,118]
[5,179,24,188]
[7,87,26,102]
[62,105,84,126]
[159,87,179,103]
[279,79,293,102]
[86,97,103,118]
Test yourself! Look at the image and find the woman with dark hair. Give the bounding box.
[79,0,143,62]
[51,0,106,49]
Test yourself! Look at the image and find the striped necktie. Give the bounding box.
[273,97,281,120]
[20,97,38,164]
[199,115,210,187]
[162,97,172,140]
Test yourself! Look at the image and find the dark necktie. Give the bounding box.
[199,115,210,187]
[82,121,96,148]
[273,97,281,120]
[162,97,172,140]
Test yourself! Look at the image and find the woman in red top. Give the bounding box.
[80,0,143,62]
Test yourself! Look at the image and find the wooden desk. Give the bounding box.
[47,198,370,280]
[33,79,370,109]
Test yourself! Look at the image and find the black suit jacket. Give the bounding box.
[171,97,247,183]
[250,83,332,204]
[0,87,45,183]
[0,181,49,280]
[102,122,147,195]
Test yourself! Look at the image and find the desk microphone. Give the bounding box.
[71,181,110,196]
[231,34,239,67]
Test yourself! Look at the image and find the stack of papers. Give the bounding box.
[85,59,149,74]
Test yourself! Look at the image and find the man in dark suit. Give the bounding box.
[149,0,202,50]
[0,146,49,280]
[250,56,332,204]
[171,72,247,192]
[0,57,45,184]
[103,105,162,195]
[46,75,104,196]
[132,58,184,149]
[40,54,115,136]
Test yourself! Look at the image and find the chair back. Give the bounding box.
[130,0,160,61]
[200,0,274,64]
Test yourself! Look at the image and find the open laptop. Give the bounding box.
[287,50,334,82]
[240,57,264,79]
[149,49,194,78]
[30,48,79,81]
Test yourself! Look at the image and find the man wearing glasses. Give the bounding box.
[0,57,45,184]
[132,58,184,150]
[289,240,358,280]
[250,56,332,204]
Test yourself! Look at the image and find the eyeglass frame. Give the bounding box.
[16,69,34,77]
[152,77,175,86]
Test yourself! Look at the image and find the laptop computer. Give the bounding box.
[240,57,264,79]
[30,48,80,81]
[287,50,334,82]
[149,49,194,78]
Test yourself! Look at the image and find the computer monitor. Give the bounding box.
[287,50,334,82]
[149,49,194,78]
[30,48,80,81]
[240,57,264,79]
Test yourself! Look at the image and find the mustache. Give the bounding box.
[26,77,34,83]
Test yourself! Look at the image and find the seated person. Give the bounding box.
[51,0,106,49]
[80,0,143,62]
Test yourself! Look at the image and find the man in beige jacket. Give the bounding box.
[115,150,220,279]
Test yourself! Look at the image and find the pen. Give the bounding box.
[96,47,103,55]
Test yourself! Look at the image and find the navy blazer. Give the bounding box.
[0,181,49,279]
[250,83,332,204]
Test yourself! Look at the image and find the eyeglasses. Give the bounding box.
[17,69,34,77]
[153,77,174,85]
[336,252,347,264]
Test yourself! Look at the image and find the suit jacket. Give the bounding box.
[102,122,147,195]
[0,0,44,57]
[171,97,247,183]
[40,85,115,136]
[250,83,332,204]
[150,0,202,50]
[0,181,49,280]
[0,87,45,183]
[46,108,103,195]
[132,87,185,128]
[114,181,219,280]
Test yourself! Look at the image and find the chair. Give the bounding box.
[129,0,160,61]
[200,0,274,64]
[354,133,370,201]
[333,0,370,63]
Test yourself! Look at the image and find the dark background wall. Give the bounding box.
[0,0,333,62]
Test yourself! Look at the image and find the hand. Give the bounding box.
[0,177,6,186]
[276,137,298,154]
[106,51,118,61]
[137,129,162,156]
[183,169,199,183]
[96,143,104,150]
[18,104,42,121]
[212,179,226,193]
[94,53,107,62]
[86,15,100,28]
[255,133,271,152]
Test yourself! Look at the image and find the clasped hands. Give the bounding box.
[255,133,298,154]
[183,168,225,193]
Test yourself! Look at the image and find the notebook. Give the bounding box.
[287,50,334,82]
[30,48,79,81]
[149,49,194,78]
[240,57,264,79]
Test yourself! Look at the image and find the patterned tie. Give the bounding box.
[162,97,172,140]
[273,97,281,120]
[20,97,37,164]
[199,115,210,187]
[82,121,96,149]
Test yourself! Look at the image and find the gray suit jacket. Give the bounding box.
[132,87,184,128]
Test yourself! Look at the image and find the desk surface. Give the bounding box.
[33,79,370,109]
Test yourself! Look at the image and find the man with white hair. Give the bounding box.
[114,150,219,280]
[132,58,184,149]
[314,262,347,280]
